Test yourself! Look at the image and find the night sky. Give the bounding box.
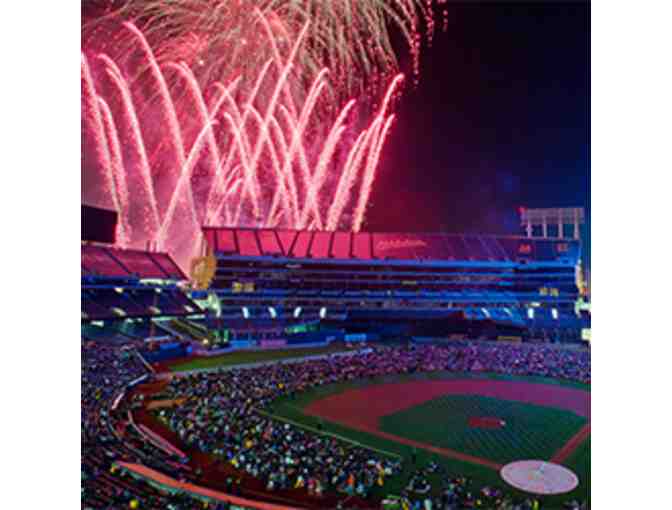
[365,1,590,238]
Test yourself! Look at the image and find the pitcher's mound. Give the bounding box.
[501,460,579,495]
[468,416,506,429]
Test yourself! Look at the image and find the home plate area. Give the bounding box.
[501,460,579,495]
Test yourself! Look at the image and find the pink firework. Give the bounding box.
[83,0,448,103]
[82,13,403,268]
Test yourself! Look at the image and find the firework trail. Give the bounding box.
[82,2,447,267]
[82,14,404,266]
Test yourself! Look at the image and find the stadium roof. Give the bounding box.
[202,227,580,264]
[81,243,186,280]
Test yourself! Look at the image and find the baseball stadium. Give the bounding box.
[82,223,590,510]
[81,2,590,509]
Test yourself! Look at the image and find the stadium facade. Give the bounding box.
[200,227,586,343]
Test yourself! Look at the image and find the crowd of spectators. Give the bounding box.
[81,339,242,509]
[153,341,589,509]
[80,336,589,508]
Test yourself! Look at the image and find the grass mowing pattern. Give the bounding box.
[170,345,351,372]
[270,372,590,506]
[379,394,587,465]
[565,437,590,506]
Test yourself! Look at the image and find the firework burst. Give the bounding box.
[83,13,403,266]
[83,0,447,105]
[82,1,448,267]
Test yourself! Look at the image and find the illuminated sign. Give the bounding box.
[232,282,255,293]
[376,239,428,251]
[518,243,532,254]
[582,329,591,342]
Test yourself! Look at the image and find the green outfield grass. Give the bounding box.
[565,437,590,498]
[379,394,587,465]
[269,372,590,507]
[169,344,352,372]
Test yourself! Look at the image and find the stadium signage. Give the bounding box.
[376,238,428,251]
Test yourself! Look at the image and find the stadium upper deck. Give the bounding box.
[82,243,186,280]
[203,227,580,264]
[81,243,200,320]
[203,228,583,335]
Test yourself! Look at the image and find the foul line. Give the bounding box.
[313,419,504,472]
[255,408,403,461]
[551,423,591,464]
